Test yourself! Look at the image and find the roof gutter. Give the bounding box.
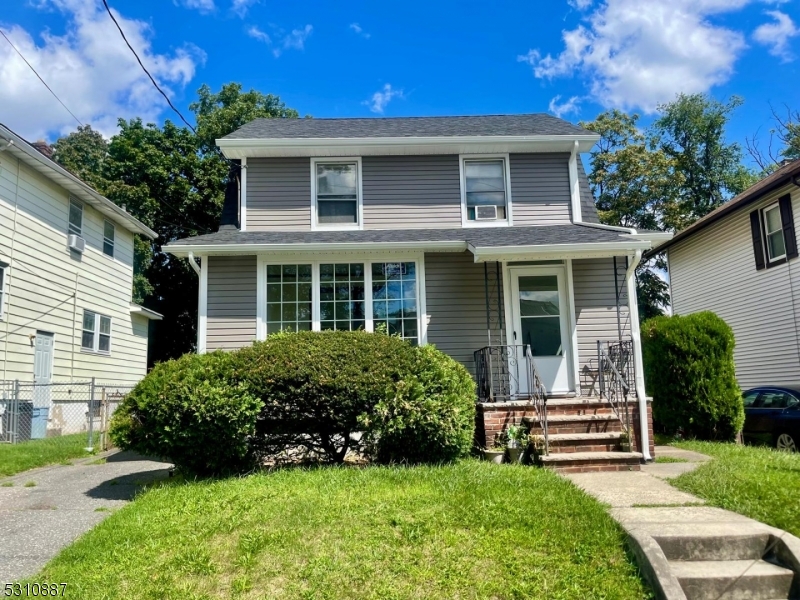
[165,240,468,257]
[467,239,652,262]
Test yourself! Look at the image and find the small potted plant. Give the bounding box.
[619,430,632,452]
[484,436,505,464]
[505,425,528,463]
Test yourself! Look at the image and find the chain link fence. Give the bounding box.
[0,379,133,452]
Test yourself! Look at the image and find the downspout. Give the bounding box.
[624,249,651,461]
[187,252,201,276]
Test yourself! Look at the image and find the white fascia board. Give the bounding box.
[217,135,600,159]
[629,231,674,243]
[163,240,467,257]
[467,240,653,262]
[0,126,157,239]
[130,304,164,320]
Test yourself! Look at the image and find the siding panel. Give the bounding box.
[206,255,257,350]
[510,153,572,226]
[363,155,462,228]
[669,186,800,389]
[247,157,311,230]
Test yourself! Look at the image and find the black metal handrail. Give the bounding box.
[474,344,548,454]
[597,340,634,438]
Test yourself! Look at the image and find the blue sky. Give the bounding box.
[1,0,798,161]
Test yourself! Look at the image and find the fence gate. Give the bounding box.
[0,379,132,452]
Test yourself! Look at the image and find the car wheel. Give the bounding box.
[776,433,797,452]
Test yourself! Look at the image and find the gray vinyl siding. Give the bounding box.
[510,153,572,226]
[207,255,257,350]
[669,185,800,389]
[247,157,311,230]
[362,155,461,228]
[424,252,501,374]
[572,258,631,395]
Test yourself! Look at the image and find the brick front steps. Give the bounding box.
[477,397,653,473]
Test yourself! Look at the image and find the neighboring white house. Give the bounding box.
[0,123,161,387]
[648,158,800,390]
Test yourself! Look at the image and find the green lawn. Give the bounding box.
[34,461,650,599]
[668,441,800,536]
[0,433,93,477]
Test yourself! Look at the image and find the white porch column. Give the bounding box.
[624,250,651,460]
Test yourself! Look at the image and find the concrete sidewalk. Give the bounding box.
[0,451,171,583]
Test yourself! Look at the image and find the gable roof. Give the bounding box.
[221,114,596,140]
[0,123,156,239]
[647,159,800,257]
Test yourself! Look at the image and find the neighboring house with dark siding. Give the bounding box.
[648,159,800,391]
[164,113,670,471]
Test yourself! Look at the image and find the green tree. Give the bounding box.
[51,125,109,191]
[654,94,756,226]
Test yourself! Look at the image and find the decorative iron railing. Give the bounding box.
[474,344,549,454]
[597,340,634,437]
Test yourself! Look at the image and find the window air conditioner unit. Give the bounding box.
[475,205,498,220]
[68,234,85,254]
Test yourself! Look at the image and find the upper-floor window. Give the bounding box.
[103,220,115,257]
[82,309,112,354]
[313,159,361,228]
[763,204,786,262]
[461,156,511,226]
[0,262,7,320]
[68,197,83,236]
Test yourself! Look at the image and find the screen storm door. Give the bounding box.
[509,266,572,394]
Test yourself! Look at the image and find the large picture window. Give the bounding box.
[315,161,360,226]
[261,260,422,344]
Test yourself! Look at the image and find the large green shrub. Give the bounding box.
[642,311,743,440]
[110,352,261,475]
[111,331,477,474]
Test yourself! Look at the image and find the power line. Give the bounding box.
[100,0,197,134]
[0,29,83,128]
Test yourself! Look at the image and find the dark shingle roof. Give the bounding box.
[168,224,630,248]
[221,114,596,140]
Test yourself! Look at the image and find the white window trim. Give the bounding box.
[0,262,8,321]
[68,196,83,237]
[459,154,513,228]
[103,219,115,258]
[310,157,364,231]
[81,309,112,355]
[240,157,248,231]
[762,203,787,263]
[255,253,426,344]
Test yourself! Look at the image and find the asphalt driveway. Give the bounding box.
[0,451,171,583]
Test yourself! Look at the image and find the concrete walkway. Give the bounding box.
[0,451,171,583]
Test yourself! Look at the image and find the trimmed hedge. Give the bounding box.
[111,331,476,475]
[641,311,743,441]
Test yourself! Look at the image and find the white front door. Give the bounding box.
[509,267,572,394]
[33,331,54,407]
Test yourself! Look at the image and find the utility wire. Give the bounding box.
[100,0,197,134]
[0,29,83,128]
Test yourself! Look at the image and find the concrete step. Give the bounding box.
[539,451,642,463]
[655,530,771,561]
[670,559,794,600]
[534,432,623,442]
[538,451,642,473]
[526,414,625,436]
[532,432,623,453]
[525,414,619,424]
[544,399,618,416]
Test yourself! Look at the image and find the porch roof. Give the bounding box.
[164,224,653,260]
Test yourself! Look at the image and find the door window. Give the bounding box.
[518,275,562,356]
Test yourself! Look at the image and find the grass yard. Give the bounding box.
[35,461,650,600]
[668,441,800,537]
[0,433,93,477]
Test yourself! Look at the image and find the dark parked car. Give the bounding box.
[742,387,800,452]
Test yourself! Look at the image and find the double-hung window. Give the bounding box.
[313,160,360,227]
[750,194,798,270]
[103,220,115,257]
[68,197,83,236]
[462,157,510,224]
[0,262,7,320]
[82,310,112,354]
[261,260,421,345]
[762,204,786,262]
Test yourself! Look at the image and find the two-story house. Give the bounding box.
[164,114,670,471]
[0,123,161,389]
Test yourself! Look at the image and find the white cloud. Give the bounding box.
[231,0,257,18]
[753,10,799,62]
[548,95,582,118]
[568,0,593,10]
[350,23,371,38]
[364,84,403,114]
[175,0,215,12]
[276,24,312,56]
[247,25,270,44]
[0,0,203,140]
[520,0,754,113]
